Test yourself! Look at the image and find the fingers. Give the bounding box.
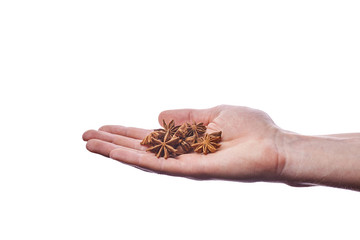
[83,129,148,151]
[158,106,221,126]
[110,148,211,179]
[86,138,210,179]
[98,125,152,140]
[84,128,217,179]
[85,136,211,178]
[86,139,121,157]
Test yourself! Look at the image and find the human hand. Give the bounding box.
[82,105,284,182]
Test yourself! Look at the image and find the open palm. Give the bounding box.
[83,105,282,182]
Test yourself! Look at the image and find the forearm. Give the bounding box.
[277,132,360,191]
[320,133,360,138]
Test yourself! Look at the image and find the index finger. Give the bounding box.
[158,106,221,126]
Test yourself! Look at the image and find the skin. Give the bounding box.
[82,105,360,191]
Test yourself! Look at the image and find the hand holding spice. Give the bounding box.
[83,105,360,191]
[83,105,280,182]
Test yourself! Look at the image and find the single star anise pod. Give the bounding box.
[173,123,196,154]
[186,121,207,138]
[146,131,180,159]
[162,119,180,136]
[192,131,222,155]
[176,136,195,154]
[140,130,165,145]
[173,123,187,139]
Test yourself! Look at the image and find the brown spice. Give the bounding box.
[186,121,206,139]
[146,131,179,159]
[141,119,222,159]
[191,132,222,155]
[162,119,179,136]
[140,130,164,145]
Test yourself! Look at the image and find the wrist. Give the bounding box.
[274,130,296,182]
[275,131,307,184]
[275,130,328,186]
[275,130,360,190]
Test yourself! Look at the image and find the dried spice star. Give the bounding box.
[146,131,179,159]
[173,123,193,154]
[176,136,194,154]
[191,131,222,155]
[186,121,207,139]
[140,130,165,145]
[174,123,188,139]
[162,119,180,136]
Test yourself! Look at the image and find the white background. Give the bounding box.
[1,1,360,239]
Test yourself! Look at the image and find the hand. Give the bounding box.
[82,105,284,182]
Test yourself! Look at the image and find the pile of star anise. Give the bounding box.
[140,120,222,159]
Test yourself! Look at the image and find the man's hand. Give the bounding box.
[82,105,283,182]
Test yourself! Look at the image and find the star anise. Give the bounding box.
[173,123,196,154]
[176,136,195,154]
[186,121,207,139]
[140,130,165,145]
[162,119,180,136]
[146,131,179,159]
[174,123,187,139]
[192,131,222,155]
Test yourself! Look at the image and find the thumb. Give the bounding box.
[158,106,220,127]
